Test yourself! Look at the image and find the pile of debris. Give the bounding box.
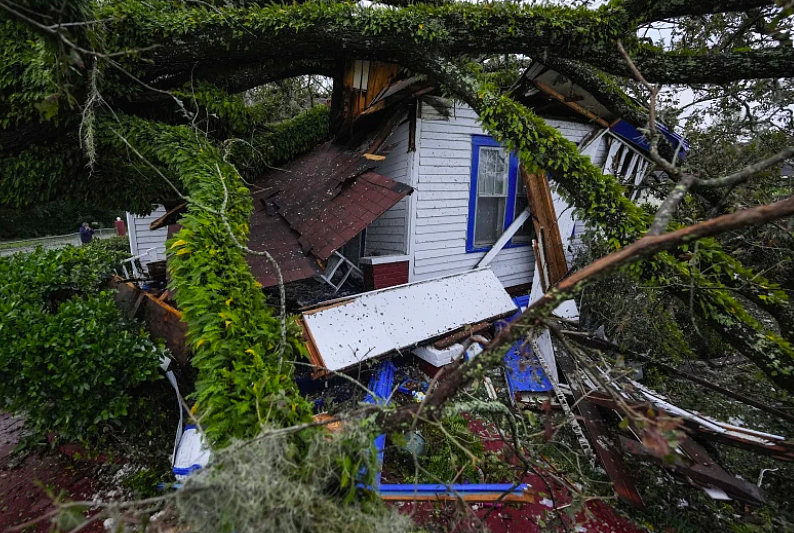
[297,267,793,509]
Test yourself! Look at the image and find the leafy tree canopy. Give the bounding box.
[1,0,792,439]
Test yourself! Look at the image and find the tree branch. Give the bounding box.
[621,0,778,23]
[694,146,794,189]
[379,191,794,428]
[592,46,794,84]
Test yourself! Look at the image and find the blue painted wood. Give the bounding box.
[504,342,553,394]
[466,135,527,253]
[611,120,689,160]
[363,361,396,485]
[498,296,552,396]
[378,483,530,495]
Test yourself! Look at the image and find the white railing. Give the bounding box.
[117,247,165,280]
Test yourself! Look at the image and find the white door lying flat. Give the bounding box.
[302,269,517,373]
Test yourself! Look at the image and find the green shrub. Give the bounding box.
[0,242,165,444]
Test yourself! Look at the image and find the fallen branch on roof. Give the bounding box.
[376,192,794,429]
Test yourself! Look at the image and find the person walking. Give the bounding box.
[79,222,94,244]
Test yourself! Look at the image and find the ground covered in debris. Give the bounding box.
[0,412,104,532]
[306,355,647,533]
[621,357,794,532]
[0,411,170,532]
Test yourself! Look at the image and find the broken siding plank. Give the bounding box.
[415,216,468,228]
[414,238,467,252]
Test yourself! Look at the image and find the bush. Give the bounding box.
[0,241,165,444]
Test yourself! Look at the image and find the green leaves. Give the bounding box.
[103,111,320,445]
[0,241,164,445]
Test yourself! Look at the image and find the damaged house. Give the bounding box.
[125,60,688,374]
[122,61,794,512]
[125,60,686,377]
[127,60,683,297]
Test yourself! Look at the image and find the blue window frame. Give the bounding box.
[466,135,532,253]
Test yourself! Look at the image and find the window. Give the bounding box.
[467,136,532,252]
[512,176,535,244]
[473,147,509,247]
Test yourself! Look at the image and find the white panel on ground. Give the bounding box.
[412,342,483,367]
[532,329,559,384]
[303,269,516,372]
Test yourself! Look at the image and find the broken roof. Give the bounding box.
[520,62,689,157]
[247,142,412,287]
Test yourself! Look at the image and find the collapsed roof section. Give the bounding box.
[246,142,412,287]
[519,61,689,158]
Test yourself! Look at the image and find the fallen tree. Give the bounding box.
[1,0,792,438]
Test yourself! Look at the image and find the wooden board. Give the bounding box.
[302,269,516,373]
[521,168,568,286]
[555,349,644,509]
[110,277,190,365]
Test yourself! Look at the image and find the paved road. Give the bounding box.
[0,230,117,257]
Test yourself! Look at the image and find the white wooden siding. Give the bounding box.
[126,205,168,269]
[411,100,599,288]
[364,118,413,255]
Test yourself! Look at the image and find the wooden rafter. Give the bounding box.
[533,80,610,128]
[521,168,569,286]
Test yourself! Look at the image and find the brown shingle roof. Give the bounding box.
[246,142,412,288]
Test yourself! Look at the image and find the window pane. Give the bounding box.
[513,176,535,243]
[475,196,506,247]
[478,148,508,197]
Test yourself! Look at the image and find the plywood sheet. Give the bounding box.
[302,269,516,372]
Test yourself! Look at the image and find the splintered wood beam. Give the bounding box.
[522,168,569,286]
[620,435,767,505]
[365,107,405,155]
[533,80,610,128]
[555,348,644,509]
[476,207,531,268]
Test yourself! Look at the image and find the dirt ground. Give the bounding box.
[0,412,104,533]
[0,405,645,533]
